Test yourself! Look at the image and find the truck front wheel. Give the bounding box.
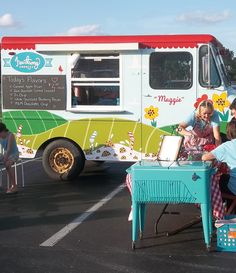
[42,139,85,181]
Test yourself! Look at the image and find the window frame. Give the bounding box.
[149,51,193,90]
[214,47,231,88]
[67,53,123,112]
[198,45,221,88]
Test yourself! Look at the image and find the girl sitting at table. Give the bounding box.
[126,100,221,220]
[202,119,236,197]
[177,100,221,160]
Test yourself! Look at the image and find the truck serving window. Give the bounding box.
[150,52,192,90]
[71,54,120,108]
[199,45,221,88]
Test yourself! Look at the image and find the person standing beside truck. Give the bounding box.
[177,100,221,160]
[0,123,19,194]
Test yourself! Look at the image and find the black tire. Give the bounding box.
[92,160,105,166]
[42,139,85,181]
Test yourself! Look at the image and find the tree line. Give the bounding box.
[222,48,236,82]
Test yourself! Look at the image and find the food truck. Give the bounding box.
[0,34,235,180]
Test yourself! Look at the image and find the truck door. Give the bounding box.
[141,48,197,158]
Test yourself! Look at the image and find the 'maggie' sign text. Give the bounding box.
[155,95,183,105]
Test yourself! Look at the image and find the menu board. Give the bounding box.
[2,75,66,110]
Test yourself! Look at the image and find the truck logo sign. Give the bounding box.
[10,52,52,73]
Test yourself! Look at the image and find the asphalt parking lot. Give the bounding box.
[0,159,236,273]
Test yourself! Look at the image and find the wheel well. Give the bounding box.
[36,137,85,159]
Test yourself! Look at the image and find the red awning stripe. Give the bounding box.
[1,43,35,50]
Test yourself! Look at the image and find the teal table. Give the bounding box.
[127,160,214,250]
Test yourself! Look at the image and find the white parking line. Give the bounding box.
[40,183,125,247]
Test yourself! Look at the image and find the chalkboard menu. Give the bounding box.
[2,75,66,110]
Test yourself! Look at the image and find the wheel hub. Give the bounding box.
[49,147,74,174]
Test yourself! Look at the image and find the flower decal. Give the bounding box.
[144,105,158,120]
[144,105,159,127]
[195,92,230,121]
[194,94,212,109]
[212,92,230,113]
[212,92,230,121]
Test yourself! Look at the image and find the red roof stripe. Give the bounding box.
[1,34,222,50]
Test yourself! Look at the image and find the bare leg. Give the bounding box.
[5,160,17,192]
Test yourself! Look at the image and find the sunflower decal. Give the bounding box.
[212,92,230,121]
[144,105,159,127]
[212,92,230,112]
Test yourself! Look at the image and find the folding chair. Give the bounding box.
[0,164,4,189]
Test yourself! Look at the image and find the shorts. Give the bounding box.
[8,154,19,164]
[219,174,234,195]
[0,154,19,165]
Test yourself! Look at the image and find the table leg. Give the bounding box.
[200,203,211,249]
[132,202,139,250]
[139,203,146,239]
[209,205,213,238]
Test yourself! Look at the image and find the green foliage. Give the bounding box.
[222,48,236,82]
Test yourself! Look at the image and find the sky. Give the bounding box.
[0,0,236,52]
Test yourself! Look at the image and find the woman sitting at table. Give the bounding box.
[177,100,221,159]
[202,119,236,196]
